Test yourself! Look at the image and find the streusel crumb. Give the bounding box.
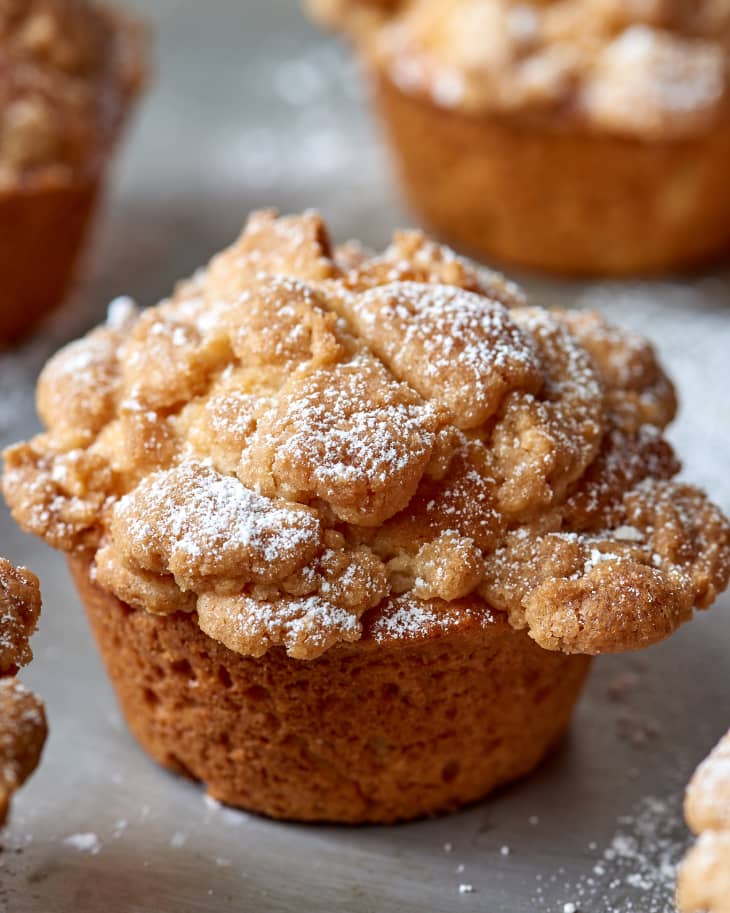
[0,558,46,824]
[3,210,730,660]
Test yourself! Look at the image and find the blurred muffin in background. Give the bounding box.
[0,0,146,345]
[308,0,730,276]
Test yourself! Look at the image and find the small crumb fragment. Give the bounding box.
[500,845,511,856]
[458,883,474,894]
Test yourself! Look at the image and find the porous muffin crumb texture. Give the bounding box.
[0,558,46,824]
[0,0,145,186]
[311,0,730,138]
[3,210,730,660]
[678,730,730,913]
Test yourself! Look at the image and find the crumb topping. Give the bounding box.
[0,0,145,186]
[3,209,729,660]
[0,557,41,675]
[678,730,730,913]
[311,0,730,138]
[0,558,46,825]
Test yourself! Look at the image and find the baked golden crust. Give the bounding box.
[312,0,730,139]
[678,731,730,913]
[3,210,729,661]
[0,557,46,825]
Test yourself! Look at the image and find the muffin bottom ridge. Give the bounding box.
[70,556,591,824]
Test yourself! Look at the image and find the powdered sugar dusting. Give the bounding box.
[370,595,493,643]
[535,795,689,912]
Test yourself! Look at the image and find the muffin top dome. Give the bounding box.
[0,0,145,186]
[3,211,730,659]
[309,0,730,138]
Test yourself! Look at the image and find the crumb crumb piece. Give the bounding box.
[563,903,578,913]
[500,845,511,856]
[458,883,474,894]
[443,841,453,852]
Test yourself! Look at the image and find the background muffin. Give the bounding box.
[3,210,729,822]
[0,0,146,344]
[309,0,730,276]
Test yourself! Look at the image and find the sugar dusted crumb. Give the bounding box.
[4,210,729,665]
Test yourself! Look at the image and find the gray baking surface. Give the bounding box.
[1,2,729,911]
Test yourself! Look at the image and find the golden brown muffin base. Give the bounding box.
[70,555,591,824]
[375,74,730,277]
[0,178,99,345]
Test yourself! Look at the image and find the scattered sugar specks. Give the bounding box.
[536,794,689,913]
[63,833,102,855]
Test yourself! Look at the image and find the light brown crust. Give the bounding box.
[0,557,46,825]
[374,73,730,276]
[3,210,729,661]
[678,730,730,913]
[70,554,591,823]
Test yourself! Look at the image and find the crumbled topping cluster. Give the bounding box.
[0,557,46,824]
[0,0,145,184]
[678,730,730,913]
[310,0,730,138]
[3,210,729,660]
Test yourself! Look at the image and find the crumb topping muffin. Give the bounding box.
[3,210,729,662]
[0,0,145,189]
[312,0,730,138]
[0,557,46,824]
[309,1,730,276]
[678,730,730,913]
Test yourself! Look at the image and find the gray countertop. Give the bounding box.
[1,3,729,911]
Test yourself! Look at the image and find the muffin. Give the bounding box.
[678,730,730,913]
[0,0,146,344]
[3,210,730,823]
[0,557,46,825]
[308,0,730,276]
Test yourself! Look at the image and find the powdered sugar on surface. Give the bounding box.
[534,795,690,913]
[63,832,102,855]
